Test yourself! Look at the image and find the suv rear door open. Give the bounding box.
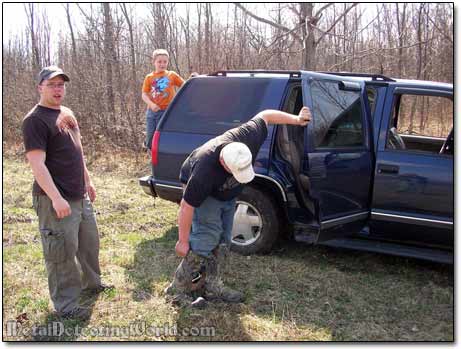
[301,72,373,242]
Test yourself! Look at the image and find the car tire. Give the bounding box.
[230,186,281,255]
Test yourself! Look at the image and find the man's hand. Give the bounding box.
[52,197,71,219]
[150,102,161,112]
[297,106,312,126]
[175,240,190,257]
[86,182,96,202]
[56,106,78,131]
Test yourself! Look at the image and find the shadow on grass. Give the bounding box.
[124,226,252,341]
[271,239,453,286]
[124,226,178,301]
[26,293,100,341]
[124,228,453,341]
[253,238,454,340]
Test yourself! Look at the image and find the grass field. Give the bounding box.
[2,150,454,341]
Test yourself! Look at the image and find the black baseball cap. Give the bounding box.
[37,66,70,84]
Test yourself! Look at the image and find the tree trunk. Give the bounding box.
[65,4,78,63]
[300,3,315,70]
[103,3,115,115]
[409,4,424,134]
[25,3,40,72]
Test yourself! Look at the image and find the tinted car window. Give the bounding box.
[310,80,364,148]
[162,77,274,135]
[366,86,377,119]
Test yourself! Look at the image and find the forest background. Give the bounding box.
[2,3,454,153]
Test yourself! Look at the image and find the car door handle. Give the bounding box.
[377,164,399,175]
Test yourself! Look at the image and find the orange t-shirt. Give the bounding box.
[142,70,185,110]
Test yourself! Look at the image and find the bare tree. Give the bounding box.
[2,3,454,149]
[103,3,116,115]
[235,3,357,69]
[24,3,40,71]
[64,4,78,64]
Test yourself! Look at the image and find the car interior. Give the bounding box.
[387,94,453,155]
[275,83,316,218]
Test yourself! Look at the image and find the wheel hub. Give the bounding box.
[231,201,262,246]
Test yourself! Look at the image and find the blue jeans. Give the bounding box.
[145,109,164,150]
[189,196,236,257]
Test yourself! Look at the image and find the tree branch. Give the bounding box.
[314,3,334,18]
[427,14,453,44]
[234,3,302,43]
[314,3,358,45]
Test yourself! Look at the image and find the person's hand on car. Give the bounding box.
[298,106,312,126]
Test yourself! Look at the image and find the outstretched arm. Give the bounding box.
[256,107,312,127]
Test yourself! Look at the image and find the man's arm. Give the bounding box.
[26,150,71,218]
[60,106,96,203]
[83,164,96,202]
[142,92,160,112]
[256,107,312,127]
[68,125,96,202]
[175,198,195,257]
[56,106,78,131]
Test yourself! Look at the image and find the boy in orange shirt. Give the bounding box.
[142,49,185,150]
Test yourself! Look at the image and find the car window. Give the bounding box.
[310,80,364,148]
[391,94,452,137]
[162,78,274,135]
[386,93,453,155]
[283,84,303,115]
[366,86,377,120]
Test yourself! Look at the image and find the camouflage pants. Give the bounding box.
[165,244,243,304]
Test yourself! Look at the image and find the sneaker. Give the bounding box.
[59,306,90,320]
[84,283,115,295]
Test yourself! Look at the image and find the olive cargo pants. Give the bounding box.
[33,195,101,314]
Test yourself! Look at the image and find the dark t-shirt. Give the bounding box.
[22,105,85,200]
[180,116,268,207]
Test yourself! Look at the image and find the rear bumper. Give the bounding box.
[139,176,157,197]
[138,176,183,203]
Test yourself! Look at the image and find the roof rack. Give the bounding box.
[319,71,395,82]
[209,70,302,78]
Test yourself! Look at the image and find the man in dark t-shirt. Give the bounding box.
[165,107,312,307]
[22,66,112,320]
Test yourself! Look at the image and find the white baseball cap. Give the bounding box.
[221,142,255,183]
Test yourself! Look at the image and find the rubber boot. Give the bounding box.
[204,246,243,303]
[164,252,207,308]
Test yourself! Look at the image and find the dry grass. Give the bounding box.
[2,148,454,341]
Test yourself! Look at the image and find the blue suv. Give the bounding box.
[140,70,453,263]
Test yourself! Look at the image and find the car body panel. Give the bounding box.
[139,70,454,262]
[301,72,374,242]
[370,83,454,249]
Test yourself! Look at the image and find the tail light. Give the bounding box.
[151,131,160,166]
